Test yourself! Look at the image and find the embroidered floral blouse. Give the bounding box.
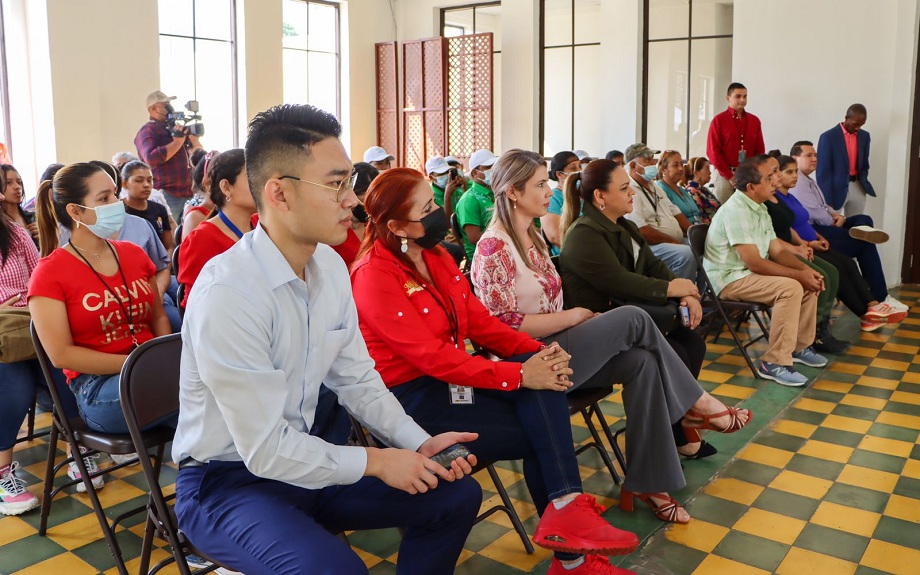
[471,228,563,330]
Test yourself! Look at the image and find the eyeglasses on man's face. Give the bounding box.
[279,172,358,202]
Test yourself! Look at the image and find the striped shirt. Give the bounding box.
[703,191,775,295]
[0,223,39,307]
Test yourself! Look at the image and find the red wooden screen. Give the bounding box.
[375,41,399,165]
[401,37,447,173]
[446,33,493,168]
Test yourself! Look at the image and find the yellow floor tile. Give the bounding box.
[860,539,920,575]
[900,371,920,384]
[797,439,855,463]
[664,520,730,553]
[714,354,750,367]
[771,419,817,438]
[836,464,900,493]
[479,530,553,572]
[820,414,873,434]
[869,358,910,371]
[839,394,888,410]
[810,380,853,394]
[902,458,920,480]
[46,514,112,551]
[856,376,901,390]
[846,346,880,358]
[881,342,920,354]
[793,397,836,414]
[893,328,920,340]
[768,470,833,499]
[12,553,99,575]
[857,435,914,458]
[810,501,880,538]
[355,547,385,569]
[732,508,806,545]
[480,495,538,529]
[703,477,764,506]
[736,443,795,468]
[691,555,772,575]
[709,383,756,400]
[698,369,734,384]
[884,494,920,523]
[774,546,857,575]
[829,362,867,375]
[890,390,920,406]
[86,480,147,508]
[0,516,37,546]
[876,411,920,430]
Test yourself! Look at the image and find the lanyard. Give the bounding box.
[72,241,140,348]
[218,210,245,239]
[639,184,662,224]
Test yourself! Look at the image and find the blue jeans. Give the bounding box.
[814,214,888,302]
[650,242,698,280]
[70,373,177,434]
[0,360,67,451]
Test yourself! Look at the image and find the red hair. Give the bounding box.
[355,167,444,269]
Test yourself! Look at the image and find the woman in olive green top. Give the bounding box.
[558,159,706,384]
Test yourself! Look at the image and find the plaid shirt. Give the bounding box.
[703,191,775,295]
[134,119,192,198]
[0,223,39,307]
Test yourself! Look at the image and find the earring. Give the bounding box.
[599,203,606,210]
[512,200,517,209]
[225,194,232,203]
[400,237,408,253]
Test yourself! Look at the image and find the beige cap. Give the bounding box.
[146,90,176,109]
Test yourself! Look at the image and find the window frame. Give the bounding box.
[641,0,733,157]
[158,0,240,147]
[538,0,602,156]
[282,0,342,119]
[0,0,12,158]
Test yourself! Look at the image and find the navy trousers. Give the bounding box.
[814,214,888,302]
[174,386,481,575]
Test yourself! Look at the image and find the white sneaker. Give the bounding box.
[848,225,889,244]
[0,462,40,516]
[68,449,105,493]
[884,296,910,313]
[110,453,139,465]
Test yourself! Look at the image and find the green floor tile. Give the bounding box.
[854,566,898,575]
[818,370,861,384]
[455,553,534,575]
[0,534,66,574]
[876,350,914,362]
[872,515,920,549]
[862,367,908,380]
[17,495,92,531]
[883,401,920,416]
[810,427,865,448]
[793,523,869,564]
[893,475,920,499]
[830,404,880,421]
[895,381,920,395]
[71,531,145,572]
[713,530,790,572]
[462,521,517,553]
[752,430,808,453]
[785,454,845,481]
[722,459,783,487]
[848,385,894,400]
[911,444,920,461]
[682,492,749,528]
[824,483,891,513]
[802,388,847,403]
[632,535,708,575]
[752,487,820,521]
[848,450,908,474]
[867,422,920,443]
[345,528,403,559]
[369,561,399,575]
[783,408,828,426]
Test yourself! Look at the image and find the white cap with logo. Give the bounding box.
[469,149,497,170]
[425,156,451,175]
[364,146,395,163]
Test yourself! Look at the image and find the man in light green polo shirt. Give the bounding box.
[455,149,497,260]
[704,156,826,387]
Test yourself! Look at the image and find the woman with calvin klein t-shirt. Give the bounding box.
[30,162,170,434]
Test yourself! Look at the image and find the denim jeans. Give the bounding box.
[650,242,698,281]
[70,373,128,433]
[0,360,66,450]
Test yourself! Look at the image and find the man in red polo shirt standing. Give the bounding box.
[706,82,765,203]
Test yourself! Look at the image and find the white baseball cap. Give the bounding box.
[573,149,592,161]
[469,149,497,170]
[425,156,451,175]
[364,146,395,163]
[444,155,461,165]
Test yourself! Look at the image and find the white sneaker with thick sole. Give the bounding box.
[0,462,40,516]
[848,225,889,244]
[883,296,909,313]
[68,451,105,493]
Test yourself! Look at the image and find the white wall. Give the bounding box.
[734,0,920,285]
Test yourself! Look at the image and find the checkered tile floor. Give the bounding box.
[3,288,919,574]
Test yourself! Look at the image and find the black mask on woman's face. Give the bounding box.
[353,202,368,224]
[409,207,449,249]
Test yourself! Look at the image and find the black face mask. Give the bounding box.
[409,207,449,250]
[353,202,368,224]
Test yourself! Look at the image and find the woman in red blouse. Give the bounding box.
[351,168,640,575]
[177,149,255,308]
[181,151,218,243]
[471,150,752,525]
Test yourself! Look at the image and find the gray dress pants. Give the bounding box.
[541,306,703,493]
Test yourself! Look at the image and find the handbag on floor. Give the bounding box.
[0,307,37,363]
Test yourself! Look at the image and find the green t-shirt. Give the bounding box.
[455,181,495,260]
[432,182,464,213]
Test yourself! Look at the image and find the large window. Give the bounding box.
[441,2,502,151]
[283,0,340,118]
[0,0,11,163]
[158,0,238,150]
[643,0,733,158]
[540,0,602,157]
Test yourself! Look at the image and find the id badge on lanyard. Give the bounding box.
[449,384,474,404]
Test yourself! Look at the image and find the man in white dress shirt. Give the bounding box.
[172,104,481,575]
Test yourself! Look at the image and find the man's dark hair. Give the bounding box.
[789,140,813,157]
[734,156,769,192]
[244,104,342,210]
[846,103,867,118]
[726,82,747,96]
[39,163,65,183]
[605,149,624,161]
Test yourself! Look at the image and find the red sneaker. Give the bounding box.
[533,494,640,555]
[546,555,636,575]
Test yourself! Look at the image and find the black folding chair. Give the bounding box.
[30,323,174,575]
[119,334,227,575]
[15,404,50,444]
[687,224,771,378]
[171,243,181,276]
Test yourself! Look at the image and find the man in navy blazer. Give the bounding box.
[816,104,876,215]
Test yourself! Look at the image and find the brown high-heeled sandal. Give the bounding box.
[619,487,689,524]
[682,406,752,434]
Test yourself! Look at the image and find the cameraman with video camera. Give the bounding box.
[134,90,203,221]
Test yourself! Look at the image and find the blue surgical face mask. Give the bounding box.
[435,174,450,189]
[483,169,492,186]
[76,201,126,238]
[641,164,659,181]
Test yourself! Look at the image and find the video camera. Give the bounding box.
[166,100,205,138]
